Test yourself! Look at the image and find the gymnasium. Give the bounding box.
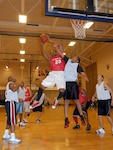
[0,0,113,149]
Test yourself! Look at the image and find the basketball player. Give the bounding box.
[30,39,66,109]
[92,74,113,134]
[73,87,91,131]
[3,76,21,144]
[54,43,89,128]
[16,81,26,127]
[30,92,50,123]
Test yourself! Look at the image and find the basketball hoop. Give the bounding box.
[70,19,87,39]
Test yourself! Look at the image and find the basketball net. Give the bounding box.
[70,19,87,39]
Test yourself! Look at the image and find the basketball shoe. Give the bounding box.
[9,137,21,144]
[86,124,91,131]
[2,134,10,140]
[73,124,80,129]
[64,118,70,128]
[19,122,26,127]
[96,128,105,134]
[52,98,59,109]
[36,119,41,123]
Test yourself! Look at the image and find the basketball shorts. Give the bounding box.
[24,101,30,113]
[98,99,111,116]
[63,81,79,100]
[73,105,88,117]
[41,71,65,90]
[16,102,24,114]
[5,101,16,125]
[32,104,43,112]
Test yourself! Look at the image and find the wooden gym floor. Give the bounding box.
[0,105,113,150]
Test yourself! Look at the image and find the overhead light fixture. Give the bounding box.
[84,21,94,29]
[20,50,25,54]
[19,38,26,43]
[6,65,9,69]
[36,66,39,70]
[19,15,27,23]
[68,41,76,46]
[20,59,25,62]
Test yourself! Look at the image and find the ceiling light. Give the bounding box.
[68,41,76,46]
[20,50,25,54]
[6,65,9,69]
[20,59,25,62]
[19,15,27,23]
[19,38,26,43]
[36,66,39,70]
[84,22,94,29]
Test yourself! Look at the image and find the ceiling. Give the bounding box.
[0,0,113,70]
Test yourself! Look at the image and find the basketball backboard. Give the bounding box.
[45,0,113,22]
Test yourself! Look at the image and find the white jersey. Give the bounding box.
[64,59,78,81]
[18,86,26,100]
[5,81,18,102]
[96,81,111,100]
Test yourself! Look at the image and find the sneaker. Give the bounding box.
[52,98,59,109]
[30,101,39,109]
[96,128,105,134]
[36,119,41,123]
[86,124,91,131]
[9,137,21,144]
[2,134,10,140]
[64,118,70,128]
[23,118,28,123]
[73,124,80,129]
[80,115,86,126]
[19,122,26,127]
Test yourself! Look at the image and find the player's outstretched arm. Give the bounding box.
[81,72,89,82]
[40,41,50,62]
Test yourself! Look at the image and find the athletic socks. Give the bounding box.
[73,117,78,124]
[80,115,86,126]
[56,91,64,100]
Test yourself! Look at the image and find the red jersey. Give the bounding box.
[24,88,31,102]
[79,87,90,104]
[50,55,65,71]
[79,93,86,104]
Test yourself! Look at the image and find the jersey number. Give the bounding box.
[55,59,61,64]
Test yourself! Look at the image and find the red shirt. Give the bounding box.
[79,88,90,104]
[24,88,31,102]
[79,93,86,104]
[50,55,65,71]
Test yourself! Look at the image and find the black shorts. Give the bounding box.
[98,99,111,116]
[73,104,89,117]
[32,104,43,112]
[5,101,16,125]
[63,82,79,100]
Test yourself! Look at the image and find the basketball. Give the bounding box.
[40,34,49,43]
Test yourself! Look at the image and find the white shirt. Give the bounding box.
[5,81,18,102]
[96,81,111,100]
[18,86,26,100]
[64,59,78,81]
